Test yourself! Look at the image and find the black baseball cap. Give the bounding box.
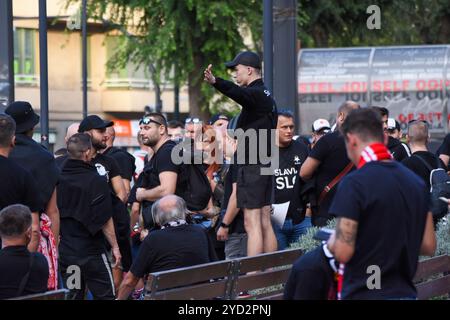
[78,115,114,132]
[225,51,262,69]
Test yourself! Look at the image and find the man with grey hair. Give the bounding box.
[117,195,217,300]
[0,204,49,299]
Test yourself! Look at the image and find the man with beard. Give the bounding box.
[132,113,180,230]
[78,115,131,290]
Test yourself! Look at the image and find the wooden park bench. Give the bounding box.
[144,248,303,300]
[10,289,69,300]
[414,254,450,300]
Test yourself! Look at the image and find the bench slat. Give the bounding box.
[236,249,302,273]
[416,274,450,300]
[146,280,228,300]
[146,260,233,292]
[414,255,450,282]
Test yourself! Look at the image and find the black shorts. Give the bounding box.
[236,164,273,209]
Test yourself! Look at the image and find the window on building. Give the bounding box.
[13,28,38,86]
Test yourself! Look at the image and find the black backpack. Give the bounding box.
[414,155,450,221]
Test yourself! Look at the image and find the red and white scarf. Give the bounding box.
[335,143,392,300]
[38,214,58,290]
[357,143,393,169]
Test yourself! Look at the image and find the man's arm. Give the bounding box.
[130,202,141,231]
[111,176,127,203]
[102,217,121,268]
[45,188,60,247]
[327,217,358,264]
[27,212,41,252]
[420,211,436,256]
[217,183,240,241]
[117,271,140,300]
[299,157,321,181]
[136,171,177,202]
[122,179,131,199]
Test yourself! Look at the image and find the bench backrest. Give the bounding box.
[414,255,450,300]
[10,289,69,300]
[145,248,302,300]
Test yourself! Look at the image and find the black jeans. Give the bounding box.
[59,253,115,300]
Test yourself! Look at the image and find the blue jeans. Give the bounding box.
[273,217,312,250]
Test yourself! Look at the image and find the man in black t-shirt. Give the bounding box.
[79,115,131,286]
[327,109,436,300]
[402,120,445,190]
[0,204,49,299]
[386,118,411,161]
[117,195,216,300]
[437,133,450,168]
[133,113,180,229]
[103,126,136,198]
[300,101,359,227]
[57,133,121,300]
[272,111,310,250]
[0,114,41,251]
[204,51,278,257]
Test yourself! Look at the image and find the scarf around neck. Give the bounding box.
[357,142,393,169]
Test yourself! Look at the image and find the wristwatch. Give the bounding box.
[220,222,230,229]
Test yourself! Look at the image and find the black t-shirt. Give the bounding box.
[0,246,49,299]
[329,161,429,299]
[91,153,121,191]
[387,136,410,161]
[284,245,336,300]
[57,159,113,256]
[402,151,446,190]
[438,133,450,157]
[220,164,245,235]
[103,147,136,181]
[213,78,276,164]
[274,140,309,204]
[0,155,40,212]
[309,131,352,219]
[130,224,216,278]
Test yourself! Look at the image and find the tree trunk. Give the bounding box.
[187,54,211,121]
[311,25,329,47]
[438,13,450,44]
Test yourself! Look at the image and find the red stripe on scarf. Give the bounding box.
[357,143,393,169]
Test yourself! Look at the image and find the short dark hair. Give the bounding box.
[168,120,184,129]
[277,109,294,119]
[144,112,167,128]
[0,204,32,238]
[371,106,389,118]
[341,108,384,143]
[67,133,92,160]
[0,114,16,148]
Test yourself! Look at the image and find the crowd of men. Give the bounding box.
[0,50,446,300]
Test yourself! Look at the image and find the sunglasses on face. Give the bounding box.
[139,117,162,126]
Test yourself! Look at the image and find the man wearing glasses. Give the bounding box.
[204,51,278,256]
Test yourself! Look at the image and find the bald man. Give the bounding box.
[55,122,80,169]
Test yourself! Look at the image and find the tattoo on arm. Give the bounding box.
[335,217,358,246]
